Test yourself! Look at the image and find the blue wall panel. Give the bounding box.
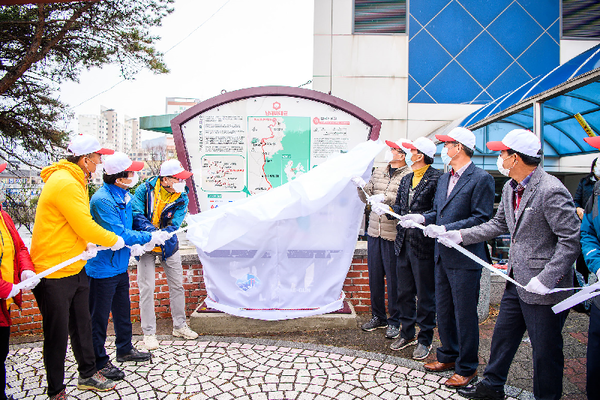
[408,0,560,104]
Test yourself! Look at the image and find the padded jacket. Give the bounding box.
[358,164,411,241]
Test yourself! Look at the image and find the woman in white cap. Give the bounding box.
[0,162,39,400]
[30,134,126,399]
[354,139,412,340]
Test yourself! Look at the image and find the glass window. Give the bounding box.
[354,0,407,34]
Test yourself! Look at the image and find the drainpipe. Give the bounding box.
[533,101,544,168]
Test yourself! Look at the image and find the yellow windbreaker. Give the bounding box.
[30,160,118,278]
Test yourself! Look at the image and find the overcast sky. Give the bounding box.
[58,0,315,139]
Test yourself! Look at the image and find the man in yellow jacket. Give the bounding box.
[31,135,125,400]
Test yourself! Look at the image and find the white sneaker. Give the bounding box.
[143,335,159,350]
[173,324,198,339]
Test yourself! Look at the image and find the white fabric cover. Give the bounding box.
[185,140,385,320]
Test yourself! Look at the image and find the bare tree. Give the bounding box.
[145,144,167,176]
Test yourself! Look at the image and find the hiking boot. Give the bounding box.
[390,336,417,351]
[99,361,125,381]
[117,347,152,363]
[49,389,68,400]
[412,343,433,360]
[385,325,400,339]
[144,335,159,350]
[361,316,387,332]
[77,371,116,391]
[173,324,198,339]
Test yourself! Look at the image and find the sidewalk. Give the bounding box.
[7,308,589,399]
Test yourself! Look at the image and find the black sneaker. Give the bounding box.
[116,347,152,363]
[361,316,388,331]
[385,325,400,339]
[99,360,125,381]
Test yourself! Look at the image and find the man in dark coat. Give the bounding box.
[401,127,495,388]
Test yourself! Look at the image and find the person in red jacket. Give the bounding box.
[0,162,40,400]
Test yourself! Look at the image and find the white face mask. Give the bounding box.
[91,164,104,181]
[496,155,514,177]
[441,146,456,165]
[121,172,139,188]
[383,149,393,163]
[404,152,413,168]
[594,163,600,178]
[172,181,186,193]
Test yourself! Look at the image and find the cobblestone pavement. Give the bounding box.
[6,336,536,400]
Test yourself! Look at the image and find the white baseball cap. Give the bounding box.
[160,159,193,179]
[103,152,145,175]
[385,138,413,154]
[67,134,114,156]
[403,137,437,159]
[487,129,541,158]
[435,127,476,150]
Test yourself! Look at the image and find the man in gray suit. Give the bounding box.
[438,129,580,400]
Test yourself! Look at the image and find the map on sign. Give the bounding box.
[246,116,310,195]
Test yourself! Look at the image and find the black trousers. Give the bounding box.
[33,268,97,397]
[89,272,133,370]
[0,326,9,400]
[435,262,481,376]
[395,241,436,346]
[367,236,400,326]
[587,302,600,399]
[482,282,568,400]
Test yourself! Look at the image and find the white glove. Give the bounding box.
[143,241,157,252]
[20,270,40,291]
[110,236,125,251]
[401,214,425,225]
[130,244,146,257]
[351,177,367,188]
[368,194,385,206]
[424,224,446,238]
[437,230,463,248]
[399,219,418,229]
[371,203,391,216]
[150,230,171,246]
[4,285,19,300]
[81,243,99,261]
[524,276,551,295]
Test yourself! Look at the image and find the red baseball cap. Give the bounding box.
[584,136,600,149]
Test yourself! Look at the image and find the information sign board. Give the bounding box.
[171,87,381,213]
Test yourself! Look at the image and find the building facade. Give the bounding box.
[313,0,600,167]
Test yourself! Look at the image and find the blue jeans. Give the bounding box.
[89,272,134,370]
[587,303,600,399]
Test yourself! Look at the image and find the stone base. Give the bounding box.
[190,299,357,335]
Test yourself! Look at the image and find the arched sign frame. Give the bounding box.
[171,86,382,214]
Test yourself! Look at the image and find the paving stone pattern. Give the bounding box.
[5,337,533,400]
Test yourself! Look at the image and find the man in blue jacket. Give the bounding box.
[579,136,600,400]
[87,153,168,381]
[401,127,495,388]
[132,159,198,351]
